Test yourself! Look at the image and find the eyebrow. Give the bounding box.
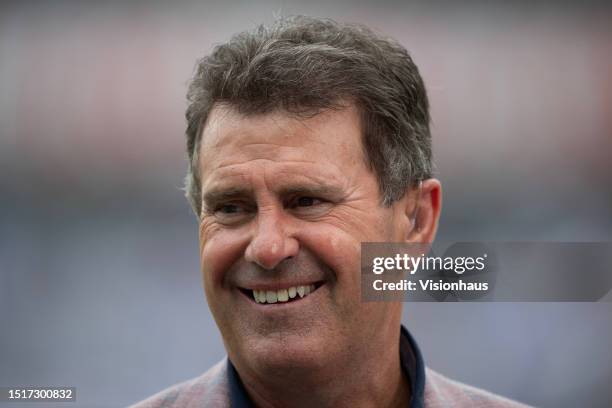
[277,184,345,199]
[202,183,345,210]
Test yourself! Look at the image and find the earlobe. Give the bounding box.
[406,178,442,243]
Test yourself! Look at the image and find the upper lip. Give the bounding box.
[237,281,323,291]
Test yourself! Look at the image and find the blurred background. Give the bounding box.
[1,0,611,406]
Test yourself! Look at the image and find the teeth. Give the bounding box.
[252,285,317,304]
[277,289,288,302]
[266,290,278,304]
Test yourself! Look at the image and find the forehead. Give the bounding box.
[198,104,367,185]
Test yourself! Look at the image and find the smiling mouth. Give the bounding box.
[240,283,324,305]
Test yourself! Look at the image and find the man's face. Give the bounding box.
[198,104,412,374]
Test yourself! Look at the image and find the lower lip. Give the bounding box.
[238,284,326,310]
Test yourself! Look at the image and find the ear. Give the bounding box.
[406,178,442,243]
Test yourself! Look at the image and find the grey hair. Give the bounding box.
[184,16,432,217]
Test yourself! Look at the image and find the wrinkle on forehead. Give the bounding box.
[198,104,366,187]
[200,103,362,152]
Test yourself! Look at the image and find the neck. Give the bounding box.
[234,326,410,408]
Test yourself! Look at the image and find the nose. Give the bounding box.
[244,207,299,270]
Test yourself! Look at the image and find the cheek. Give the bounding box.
[298,225,361,284]
[303,209,394,269]
[200,227,249,289]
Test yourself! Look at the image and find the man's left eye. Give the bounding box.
[288,196,331,217]
[295,196,319,207]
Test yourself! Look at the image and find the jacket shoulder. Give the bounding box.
[424,367,532,408]
[129,359,230,408]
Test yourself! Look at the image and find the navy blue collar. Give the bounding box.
[227,360,255,408]
[228,325,426,408]
[400,325,426,408]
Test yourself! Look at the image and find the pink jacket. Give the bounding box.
[131,359,530,407]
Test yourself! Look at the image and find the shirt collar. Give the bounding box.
[227,325,426,408]
[400,324,426,408]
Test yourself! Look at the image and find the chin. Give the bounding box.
[232,330,332,374]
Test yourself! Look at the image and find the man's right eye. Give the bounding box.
[210,203,253,225]
[217,204,242,214]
